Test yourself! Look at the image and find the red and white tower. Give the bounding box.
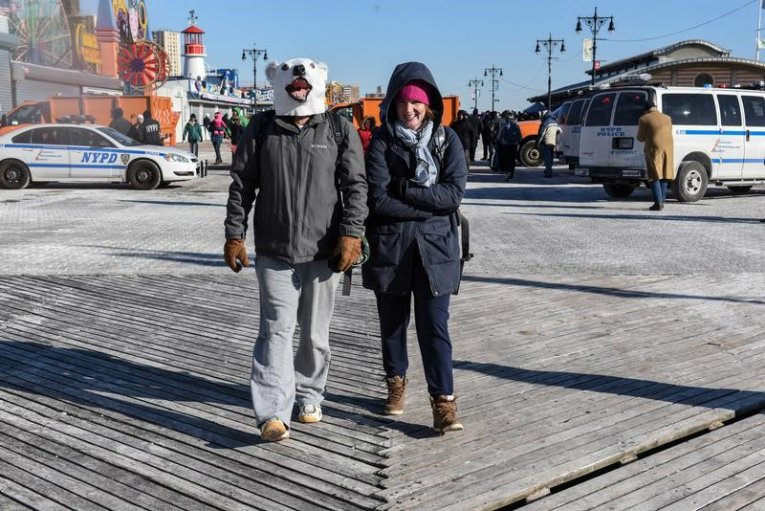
[182,10,207,80]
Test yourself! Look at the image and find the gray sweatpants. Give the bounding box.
[251,254,342,428]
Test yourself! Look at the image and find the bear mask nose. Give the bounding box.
[293,64,305,76]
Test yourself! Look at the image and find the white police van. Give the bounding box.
[578,84,765,201]
[0,124,199,190]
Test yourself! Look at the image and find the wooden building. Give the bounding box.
[528,40,765,108]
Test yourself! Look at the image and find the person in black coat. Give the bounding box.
[109,108,132,136]
[468,108,482,162]
[450,110,477,169]
[362,61,467,435]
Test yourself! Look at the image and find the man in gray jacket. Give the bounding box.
[223,58,368,442]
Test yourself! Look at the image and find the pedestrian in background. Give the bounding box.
[537,111,561,178]
[363,61,467,435]
[128,113,144,143]
[450,110,477,169]
[141,110,163,146]
[228,115,244,155]
[109,108,132,136]
[497,111,522,181]
[209,111,227,164]
[468,108,482,163]
[481,111,499,163]
[358,116,376,154]
[182,114,203,156]
[202,113,211,141]
[637,95,675,211]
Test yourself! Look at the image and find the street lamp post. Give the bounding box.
[575,7,615,86]
[535,34,566,109]
[241,45,268,108]
[468,77,484,111]
[483,65,503,111]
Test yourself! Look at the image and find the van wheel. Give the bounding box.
[0,160,31,189]
[603,183,636,198]
[673,161,708,202]
[727,185,753,194]
[128,161,161,190]
[519,140,542,167]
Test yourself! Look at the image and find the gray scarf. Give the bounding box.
[394,119,437,187]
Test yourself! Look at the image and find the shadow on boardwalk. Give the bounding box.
[462,275,765,305]
[454,360,765,413]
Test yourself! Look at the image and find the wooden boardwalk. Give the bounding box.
[0,271,764,510]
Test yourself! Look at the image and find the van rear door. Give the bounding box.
[610,90,648,171]
[715,94,745,179]
[580,92,617,169]
[741,94,765,180]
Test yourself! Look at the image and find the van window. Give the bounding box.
[742,95,765,127]
[566,100,586,126]
[662,93,717,125]
[717,95,742,127]
[585,93,616,127]
[613,91,647,125]
[555,102,572,125]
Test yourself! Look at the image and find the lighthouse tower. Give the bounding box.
[182,10,207,80]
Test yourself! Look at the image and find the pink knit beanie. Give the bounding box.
[397,80,431,105]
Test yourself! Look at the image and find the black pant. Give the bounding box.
[499,144,517,176]
[188,141,199,157]
[375,253,454,397]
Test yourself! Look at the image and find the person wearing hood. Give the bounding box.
[182,114,203,156]
[363,62,467,435]
[109,108,132,136]
[141,109,162,146]
[209,112,227,164]
[127,113,144,143]
[537,111,561,178]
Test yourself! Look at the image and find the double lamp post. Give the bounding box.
[242,45,268,108]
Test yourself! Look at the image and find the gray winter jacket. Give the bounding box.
[225,112,368,264]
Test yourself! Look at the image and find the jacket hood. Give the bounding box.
[380,62,444,128]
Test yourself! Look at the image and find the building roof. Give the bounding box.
[591,40,730,76]
[527,40,765,105]
[182,25,205,35]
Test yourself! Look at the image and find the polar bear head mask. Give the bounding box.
[266,58,328,117]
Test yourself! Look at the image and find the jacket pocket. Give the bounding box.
[368,224,403,267]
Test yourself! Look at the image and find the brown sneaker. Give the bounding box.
[431,395,464,434]
[384,376,407,415]
[260,418,289,442]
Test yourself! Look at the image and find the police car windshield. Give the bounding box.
[97,127,141,147]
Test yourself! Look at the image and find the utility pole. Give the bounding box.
[483,64,503,111]
[468,77,483,111]
[536,34,566,109]
[576,7,615,86]
[241,44,268,108]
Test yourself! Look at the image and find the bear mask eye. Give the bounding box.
[281,64,289,71]
[310,63,315,69]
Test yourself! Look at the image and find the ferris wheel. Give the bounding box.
[6,0,73,68]
[117,40,169,92]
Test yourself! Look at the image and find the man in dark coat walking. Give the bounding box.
[109,108,132,136]
[450,110,477,169]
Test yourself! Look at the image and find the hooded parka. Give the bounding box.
[362,62,468,297]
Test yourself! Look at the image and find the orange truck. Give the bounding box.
[1,95,180,145]
[330,96,461,129]
[517,119,543,167]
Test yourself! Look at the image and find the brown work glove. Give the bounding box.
[223,239,250,273]
[329,236,362,273]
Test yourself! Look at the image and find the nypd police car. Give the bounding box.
[0,123,198,190]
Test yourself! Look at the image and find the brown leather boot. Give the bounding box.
[431,395,464,434]
[384,376,407,415]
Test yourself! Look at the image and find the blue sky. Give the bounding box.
[82,0,762,110]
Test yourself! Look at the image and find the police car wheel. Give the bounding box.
[673,161,708,203]
[0,160,31,190]
[520,140,542,167]
[128,161,161,190]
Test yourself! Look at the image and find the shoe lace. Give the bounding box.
[385,377,406,402]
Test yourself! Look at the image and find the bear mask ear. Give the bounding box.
[314,61,328,79]
[265,62,279,83]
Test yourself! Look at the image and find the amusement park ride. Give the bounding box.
[6,0,170,93]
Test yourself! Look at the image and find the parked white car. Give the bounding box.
[0,123,199,190]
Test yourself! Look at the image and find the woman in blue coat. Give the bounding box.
[362,62,468,434]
